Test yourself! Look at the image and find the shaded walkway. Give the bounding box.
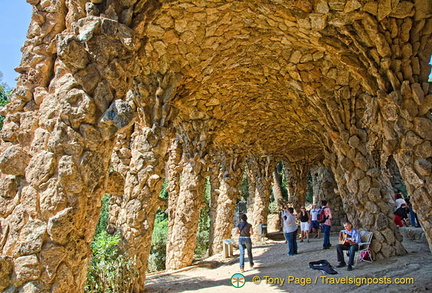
[146,230,432,292]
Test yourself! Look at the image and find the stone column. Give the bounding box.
[166,138,183,250]
[312,86,406,259]
[210,154,242,255]
[284,161,310,214]
[245,157,273,243]
[165,121,210,271]
[272,162,284,206]
[165,155,205,270]
[271,164,284,231]
[310,165,345,231]
[107,126,133,233]
[384,90,432,250]
[310,0,432,253]
[208,152,222,256]
[115,125,170,292]
[283,162,295,204]
[0,1,138,291]
[113,72,180,292]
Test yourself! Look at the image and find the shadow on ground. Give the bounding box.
[145,228,432,293]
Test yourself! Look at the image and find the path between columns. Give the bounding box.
[146,230,432,293]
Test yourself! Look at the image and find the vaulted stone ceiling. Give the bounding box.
[133,0,340,160]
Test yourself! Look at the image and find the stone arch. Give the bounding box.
[0,0,431,292]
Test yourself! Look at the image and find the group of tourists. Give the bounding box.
[236,191,423,273]
[236,200,337,272]
[280,200,333,252]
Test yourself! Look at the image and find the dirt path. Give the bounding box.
[145,230,432,293]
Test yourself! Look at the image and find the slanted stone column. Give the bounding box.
[284,161,310,213]
[210,154,242,255]
[107,126,133,233]
[371,66,432,250]
[0,1,137,291]
[283,162,295,204]
[166,122,209,271]
[115,125,169,291]
[166,138,183,251]
[272,162,284,207]
[313,2,432,252]
[311,86,406,259]
[114,72,180,292]
[245,157,273,243]
[165,154,205,270]
[208,151,222,256]
[310,165,345,231]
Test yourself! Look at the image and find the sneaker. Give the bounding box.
[336,262,346,268]
[240,268,245,273]
[307,239,310,243]
[300,239,303,242]
[347,265,353,271]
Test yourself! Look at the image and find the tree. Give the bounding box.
[0,72,11,129]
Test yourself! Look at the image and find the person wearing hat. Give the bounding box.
[236,214,254,273]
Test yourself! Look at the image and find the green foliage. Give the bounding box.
[306,172,314,203]
[194,177,211,258]
[148,210,168,272]
[238,174,249,200]
[86,194,138,292]
[279,162,289,200]
[0,73,11,129]
[159,178,168,200]
[94,194,110,236]
[268,201,279,214]
[147,178,170,272]
[394,183,408,197]
[85,231,138,293]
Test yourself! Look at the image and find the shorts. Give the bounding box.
[300,221,310,231]
[311,220,320,229]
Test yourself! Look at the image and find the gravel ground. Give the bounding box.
[145,229,432,293]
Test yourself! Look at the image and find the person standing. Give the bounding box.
[406,196,420,227]
[393,192,408,227]
[281,206,289,243]
[236,214,254,273]
[309,204,320,238]
[321,200,332,249]
[335,221,361,271]
[298,206,310,243]
[394,191,407,209]
[283,207,298,255]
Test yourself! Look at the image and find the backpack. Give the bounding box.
[318,207,328,223]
